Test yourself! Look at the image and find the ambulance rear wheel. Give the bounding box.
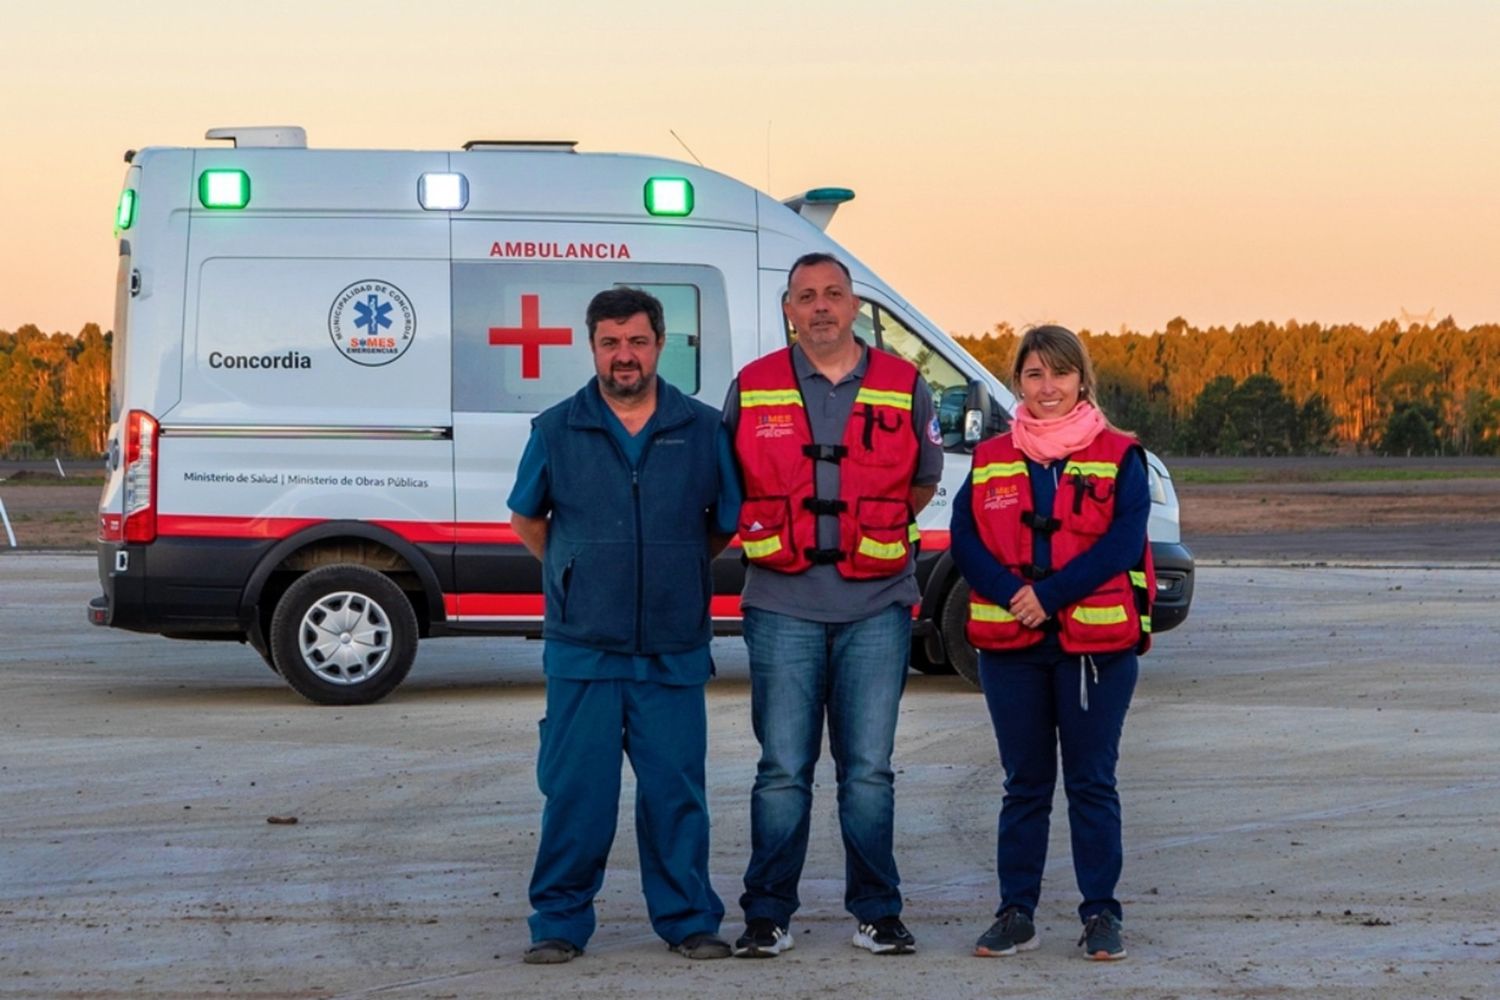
[269,565,418,706]
[940,579,982,690]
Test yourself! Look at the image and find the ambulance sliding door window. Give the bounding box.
[617,283,699,394]
[451,262,726,414]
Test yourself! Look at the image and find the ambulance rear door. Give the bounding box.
[160,151,456,617]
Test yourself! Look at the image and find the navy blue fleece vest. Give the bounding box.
[535,377,721,654]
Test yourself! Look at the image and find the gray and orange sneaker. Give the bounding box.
[975,907,1038,957]
[1078,911,1127,961]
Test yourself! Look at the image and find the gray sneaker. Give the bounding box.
[523,938,582,964]
[672,932,733,960]
[974,907,1039,957]
[1078,911,1127,961]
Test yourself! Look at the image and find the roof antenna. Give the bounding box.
[669,129,704,167]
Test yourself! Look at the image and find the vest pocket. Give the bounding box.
[1060,581,1137,653]
[966,595,1030,649]
[739,497,798,570]
[845,496,911,578]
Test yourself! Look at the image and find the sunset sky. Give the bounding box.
[2,0,1495,338]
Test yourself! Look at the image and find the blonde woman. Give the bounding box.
[950,325,1154,961]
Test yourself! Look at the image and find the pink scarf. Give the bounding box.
[1010,400,1109,466]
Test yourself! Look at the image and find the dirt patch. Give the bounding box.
[1176,479,1500,561]
[0,483,98,548]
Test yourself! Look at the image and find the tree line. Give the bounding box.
[3,318,1499,459]
[1,324,111,459]
[957,317,1500,456]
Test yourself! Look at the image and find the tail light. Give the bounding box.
[122,409,158,544]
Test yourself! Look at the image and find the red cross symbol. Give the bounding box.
[489,294,573,380]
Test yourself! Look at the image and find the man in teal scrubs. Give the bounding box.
[509,287,740,963]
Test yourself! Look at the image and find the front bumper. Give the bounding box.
[1150,540,1194,633]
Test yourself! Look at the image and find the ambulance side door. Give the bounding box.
[445,221,751,625]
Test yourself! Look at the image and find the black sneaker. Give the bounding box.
[733,918,795,958]
[672,931,733,960]
[522,938,582,964]
[974,907,1038,957]
[1078,911,1127,961]
[852,915,916,955]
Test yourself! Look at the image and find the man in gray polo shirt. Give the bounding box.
[724,252,944,957]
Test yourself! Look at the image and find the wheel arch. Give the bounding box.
[238,521,446,652]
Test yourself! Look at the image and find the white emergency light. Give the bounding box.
[420,173,469,210]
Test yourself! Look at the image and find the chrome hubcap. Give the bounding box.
[297,590,392,685]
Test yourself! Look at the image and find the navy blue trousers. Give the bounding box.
[979,642,1137,922]
[528,676,725,948]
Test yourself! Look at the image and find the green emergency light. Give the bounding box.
[198,169,251,209]
[644,177,694,217]
[115,189,137,230]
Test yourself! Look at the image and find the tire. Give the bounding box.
[256,646,281,676]
[268,564,418,705]
[939,579,982,690]
[909,634,955,675]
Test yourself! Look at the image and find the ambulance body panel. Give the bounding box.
[93,130,1193,703]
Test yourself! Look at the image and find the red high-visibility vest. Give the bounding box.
[734,346,921,580]
[966,430,1154,654]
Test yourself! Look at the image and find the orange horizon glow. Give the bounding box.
[1,1,1496,338]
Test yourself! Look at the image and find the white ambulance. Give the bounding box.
[91,126,1194,704]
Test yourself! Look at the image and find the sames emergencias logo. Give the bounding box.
[329,280,416,366]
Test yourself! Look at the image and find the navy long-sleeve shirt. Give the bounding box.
[949,447,1151,618]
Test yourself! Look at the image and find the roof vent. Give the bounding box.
[205,126,308,149]
[782,187,855,232]
[462,139,578,153]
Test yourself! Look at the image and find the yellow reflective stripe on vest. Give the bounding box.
[1129,570,1148,589]
[1141,615,1152,633]
[857,536,906,561]
[741,536,784,559]
[1062,460,1119,479]
[970,600,1017,623]
[908,523,921,543]
[1070,604,1129,626]
[740,389,805,408]
[853,388,913,410]
[972,461,1028,485]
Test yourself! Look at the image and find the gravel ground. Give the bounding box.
[0,556,1497,999]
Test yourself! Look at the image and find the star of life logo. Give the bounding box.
[329,280,416,366]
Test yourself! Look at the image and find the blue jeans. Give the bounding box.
[739,604,911,925]
[528,676,724,948]
[979,642,1137,922]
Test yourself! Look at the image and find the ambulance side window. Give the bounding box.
[781,296,969,448]
[452,263,725,413]
[619,283,699,394]
[782,299,877,346]
[872,306,970,449]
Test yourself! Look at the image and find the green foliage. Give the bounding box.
[956,318,1500,456]
[1380,402,1443,456]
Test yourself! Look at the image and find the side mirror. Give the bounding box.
[963,380,992,449]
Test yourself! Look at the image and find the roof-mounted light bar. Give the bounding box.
[419,172,469,210]
[198,169,251,209]
[645,176,694,217]
[115,189,137,230]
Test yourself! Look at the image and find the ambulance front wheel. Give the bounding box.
[939,579,982,690]
[269,564,419,705]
